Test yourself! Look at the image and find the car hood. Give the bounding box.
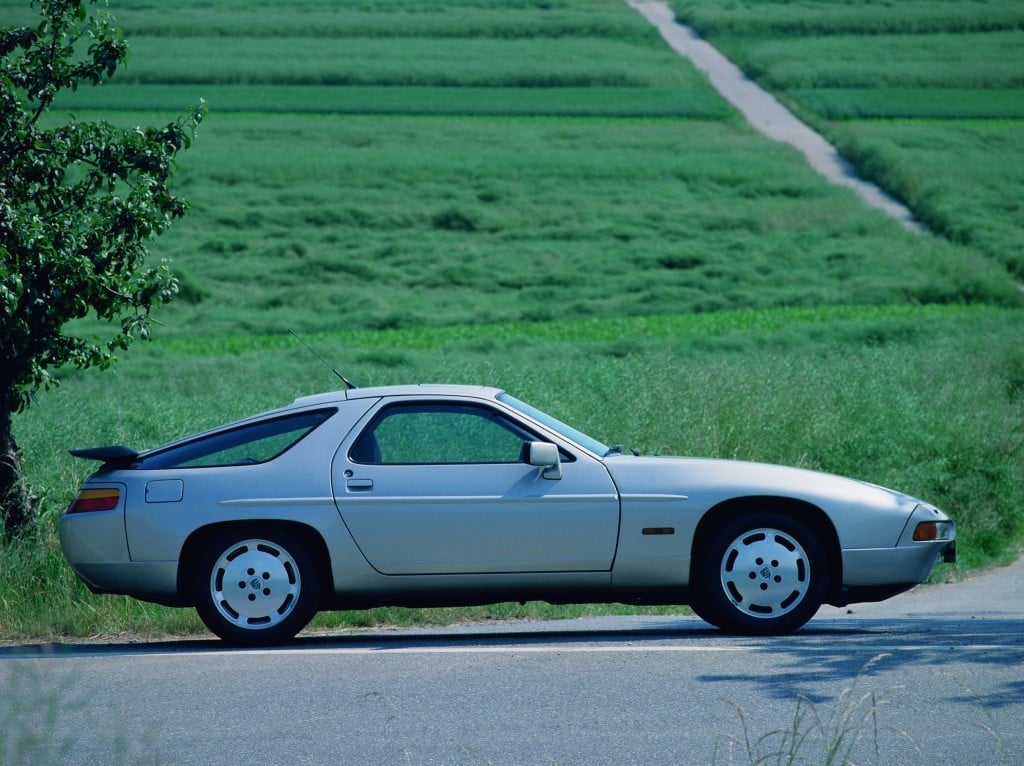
[602,454,921,514]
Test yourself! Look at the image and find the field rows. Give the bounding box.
[674,0,1024,36]
[793,88,1024,120]
[61,112,1009,339]
[734,31,1024,90]
[52,84,730,118]
[673,0,1024,279]
[111,36,698,88]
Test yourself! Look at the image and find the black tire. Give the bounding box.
[691,511,827,635]
[194,526,319,646]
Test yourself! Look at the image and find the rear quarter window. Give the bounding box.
[137,409,336,469]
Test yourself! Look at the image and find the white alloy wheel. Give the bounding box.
[195,527,319,645]
[719,527,811,619]
[210,538,301,629]
[692,511,827,635]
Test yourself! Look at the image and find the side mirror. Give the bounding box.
[526,441,562,480]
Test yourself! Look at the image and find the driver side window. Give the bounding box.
[350,403,530,465]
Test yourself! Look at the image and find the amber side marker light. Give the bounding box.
[912,521,953,542]
[67,488,121,514]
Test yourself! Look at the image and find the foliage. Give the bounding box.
[0,0,202,536]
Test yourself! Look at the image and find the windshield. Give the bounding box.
[496,393,610,457]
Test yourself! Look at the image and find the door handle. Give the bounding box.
[347,478,373,491]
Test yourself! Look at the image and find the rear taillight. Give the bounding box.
[67,488,121,514]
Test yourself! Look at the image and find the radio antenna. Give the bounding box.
[289,330,357,389]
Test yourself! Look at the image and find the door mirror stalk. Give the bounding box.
[526,441,562,480]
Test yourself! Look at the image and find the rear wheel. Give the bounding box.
[194,527,319,645]
[692,512,827,635]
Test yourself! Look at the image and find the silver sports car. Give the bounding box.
[60,384,956,645]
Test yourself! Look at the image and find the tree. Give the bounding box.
[1,0,203,537]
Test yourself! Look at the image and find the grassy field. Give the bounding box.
[2,0,1023,641]
[7,304,1022,641]
[672,0,1024,279]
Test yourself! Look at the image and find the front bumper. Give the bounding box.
[836,503,956,604]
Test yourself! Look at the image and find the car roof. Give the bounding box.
[288,383,505,410]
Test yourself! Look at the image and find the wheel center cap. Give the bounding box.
[759,566,773,580]
[249,576,262,591]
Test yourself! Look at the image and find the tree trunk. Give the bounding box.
[0,386,34,540]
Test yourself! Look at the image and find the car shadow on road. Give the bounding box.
[695,617,1024,710]
[2,614,1020,660]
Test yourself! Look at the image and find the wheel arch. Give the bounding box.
[690,496,843,604]
[177,520,334,608]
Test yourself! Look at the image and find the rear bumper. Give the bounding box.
[60,511,183,606]
[68,561,183,606]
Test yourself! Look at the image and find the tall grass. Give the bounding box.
[110,3,656,41]
[790,89,1024,120]
[21,307,1024,559]
[52,111,1019,340]
[831,121,1024,280]
[109,36,699,88]
[4,305,1021,641]
[49,84,730,118]
[726,32,1024,90]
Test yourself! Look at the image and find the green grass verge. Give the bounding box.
[4,305,1022,641]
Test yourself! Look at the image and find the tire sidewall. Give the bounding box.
[194,525,319,646]
[694,511,827,635]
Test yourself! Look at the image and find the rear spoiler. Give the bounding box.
[69,446,140,466]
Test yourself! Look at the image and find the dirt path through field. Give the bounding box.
[628,1,926,232]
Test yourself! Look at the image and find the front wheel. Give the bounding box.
[194,527,319,645]
[691,512,827,635]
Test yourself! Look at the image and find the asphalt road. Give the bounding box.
[2,559,1022,765]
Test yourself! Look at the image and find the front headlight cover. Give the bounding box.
[898,504,956,547]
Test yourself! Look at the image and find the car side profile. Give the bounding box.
[60,384,956,645]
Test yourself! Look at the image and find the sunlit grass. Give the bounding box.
[5,305,1022,641]
[51,111,1019,341]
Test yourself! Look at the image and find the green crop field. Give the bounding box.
[673,0,1024,279]
[2,0,1022,641]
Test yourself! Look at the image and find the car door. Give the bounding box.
[331,399,620,575]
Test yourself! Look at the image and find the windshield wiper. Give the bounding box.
[604,445,639,457]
